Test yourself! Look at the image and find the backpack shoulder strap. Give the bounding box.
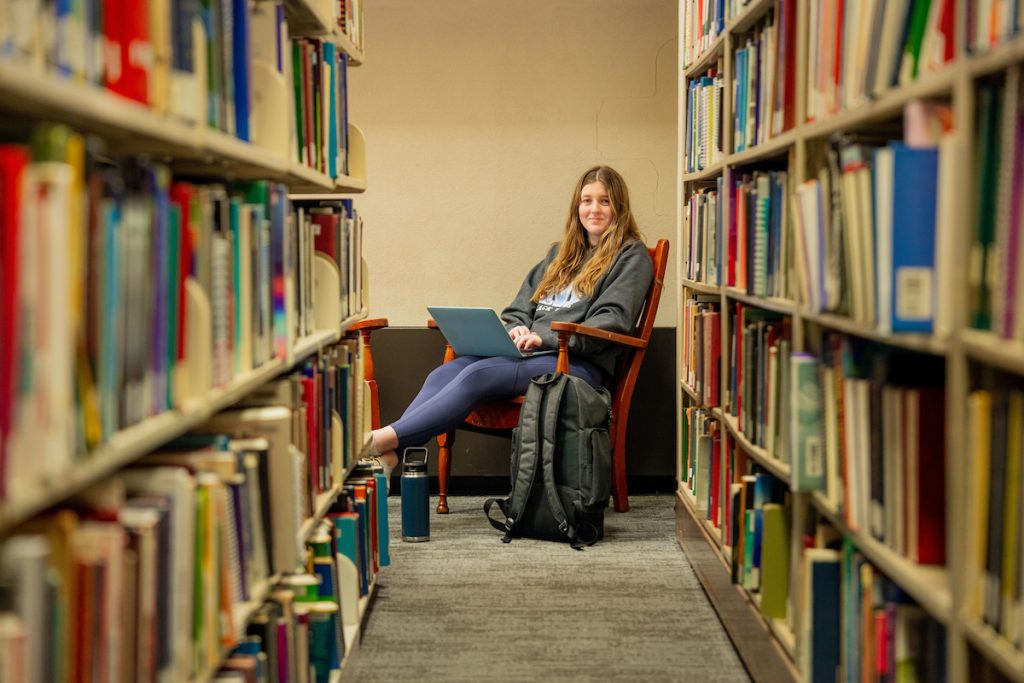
[484,376,550,542]
[538,374,589,550]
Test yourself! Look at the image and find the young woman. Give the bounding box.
[367,165,655,476]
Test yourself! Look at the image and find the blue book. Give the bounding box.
[333,513,365,595]
[805,550,841,683]
[374,473,391,567]
[324,42,339,178]
[232,0,252,140]
[735,50,746,152]
[312,559,343,669]
[890,142,939,333]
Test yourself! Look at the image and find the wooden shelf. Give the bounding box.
[684,33,726,79]
[810,492,953,626]
[961,328,1024,376]
[284,0,336,35]
[197,576,276,683]
[967,33,1024,81]
[750,593,797,661]
[682,278,722,295]
[299,484,344,542]
[0,63,368,191]
[331,30,365,66]
[680,379,700,401]
[682,159,725,182]
[729,0,775,35]
[0,315,366,536]
[340,579,378,671]
[675,491,800,681]
[724,287,797,315]
[0,63,199,151]
[714,409,791,483]
[802,311,950,356]
[962,619,1024,683]
[678,485,726,554]
[730,127,798,166]
[799,68,957,142]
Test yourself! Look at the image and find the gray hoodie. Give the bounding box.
[500,239,655,378]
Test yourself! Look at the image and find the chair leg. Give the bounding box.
[612,426,629,513]
[436,431,454,514]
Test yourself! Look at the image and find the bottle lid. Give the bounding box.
[402,447,429,474]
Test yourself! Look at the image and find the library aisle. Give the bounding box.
[346,495,749,682]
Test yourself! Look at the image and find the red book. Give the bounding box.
[170,183,194,364]
[364,480,379,573]
[833,0,844,115]
[728,178,738,286]
[912,387,947,565]
[103,0,151,104]
[302,376,320,495]
[781,0,797,131]
[0,145,28,498]
[937,0,956,63]
[311,211,340,262]
[707,310,721,407]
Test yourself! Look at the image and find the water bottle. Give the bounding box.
[400,447,430,542]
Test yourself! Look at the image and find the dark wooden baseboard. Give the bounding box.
[674,490,799,683]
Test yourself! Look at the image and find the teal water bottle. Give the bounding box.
[400,447,430,542]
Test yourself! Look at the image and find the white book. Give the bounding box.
[935,132,960,338]
[855,166,876,326]
[0,535,49,683]
[873,145,895,333]
[119,466,197,683]
[7,162,74,498]
[205,407,303,574]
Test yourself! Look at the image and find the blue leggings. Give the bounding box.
[390,355,604,449]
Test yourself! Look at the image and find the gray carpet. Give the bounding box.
[345,495,752,682]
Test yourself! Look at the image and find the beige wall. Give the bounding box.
[349,0,678,328]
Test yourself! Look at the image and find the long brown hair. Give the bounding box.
[532,166,644,302]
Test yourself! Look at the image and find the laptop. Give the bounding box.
[427,306,556,358]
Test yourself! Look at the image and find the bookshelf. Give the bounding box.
[0,1,382,681]
[677,2,1024,682]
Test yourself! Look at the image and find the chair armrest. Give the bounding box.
[350,317,389,333]
[549,321,647,350]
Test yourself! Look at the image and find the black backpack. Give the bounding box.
[484,372,612,549]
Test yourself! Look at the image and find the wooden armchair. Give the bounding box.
[430,239,669,514]
[349,318,389,432]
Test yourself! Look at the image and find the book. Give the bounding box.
[790,354,825,492]
[801,548,841,683]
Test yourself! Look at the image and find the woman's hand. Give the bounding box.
[509,326,543,351]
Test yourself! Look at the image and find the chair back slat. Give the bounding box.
[612,239,670,387]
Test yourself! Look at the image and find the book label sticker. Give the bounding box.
[896,267,933,320]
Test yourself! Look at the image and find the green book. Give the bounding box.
[971,83,1001,330]
[680,408,690,484]
[901,0,933,81]
[759,503,790,620]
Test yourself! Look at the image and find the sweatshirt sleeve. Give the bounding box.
[499,244,558,331]
[567,241,654,357]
